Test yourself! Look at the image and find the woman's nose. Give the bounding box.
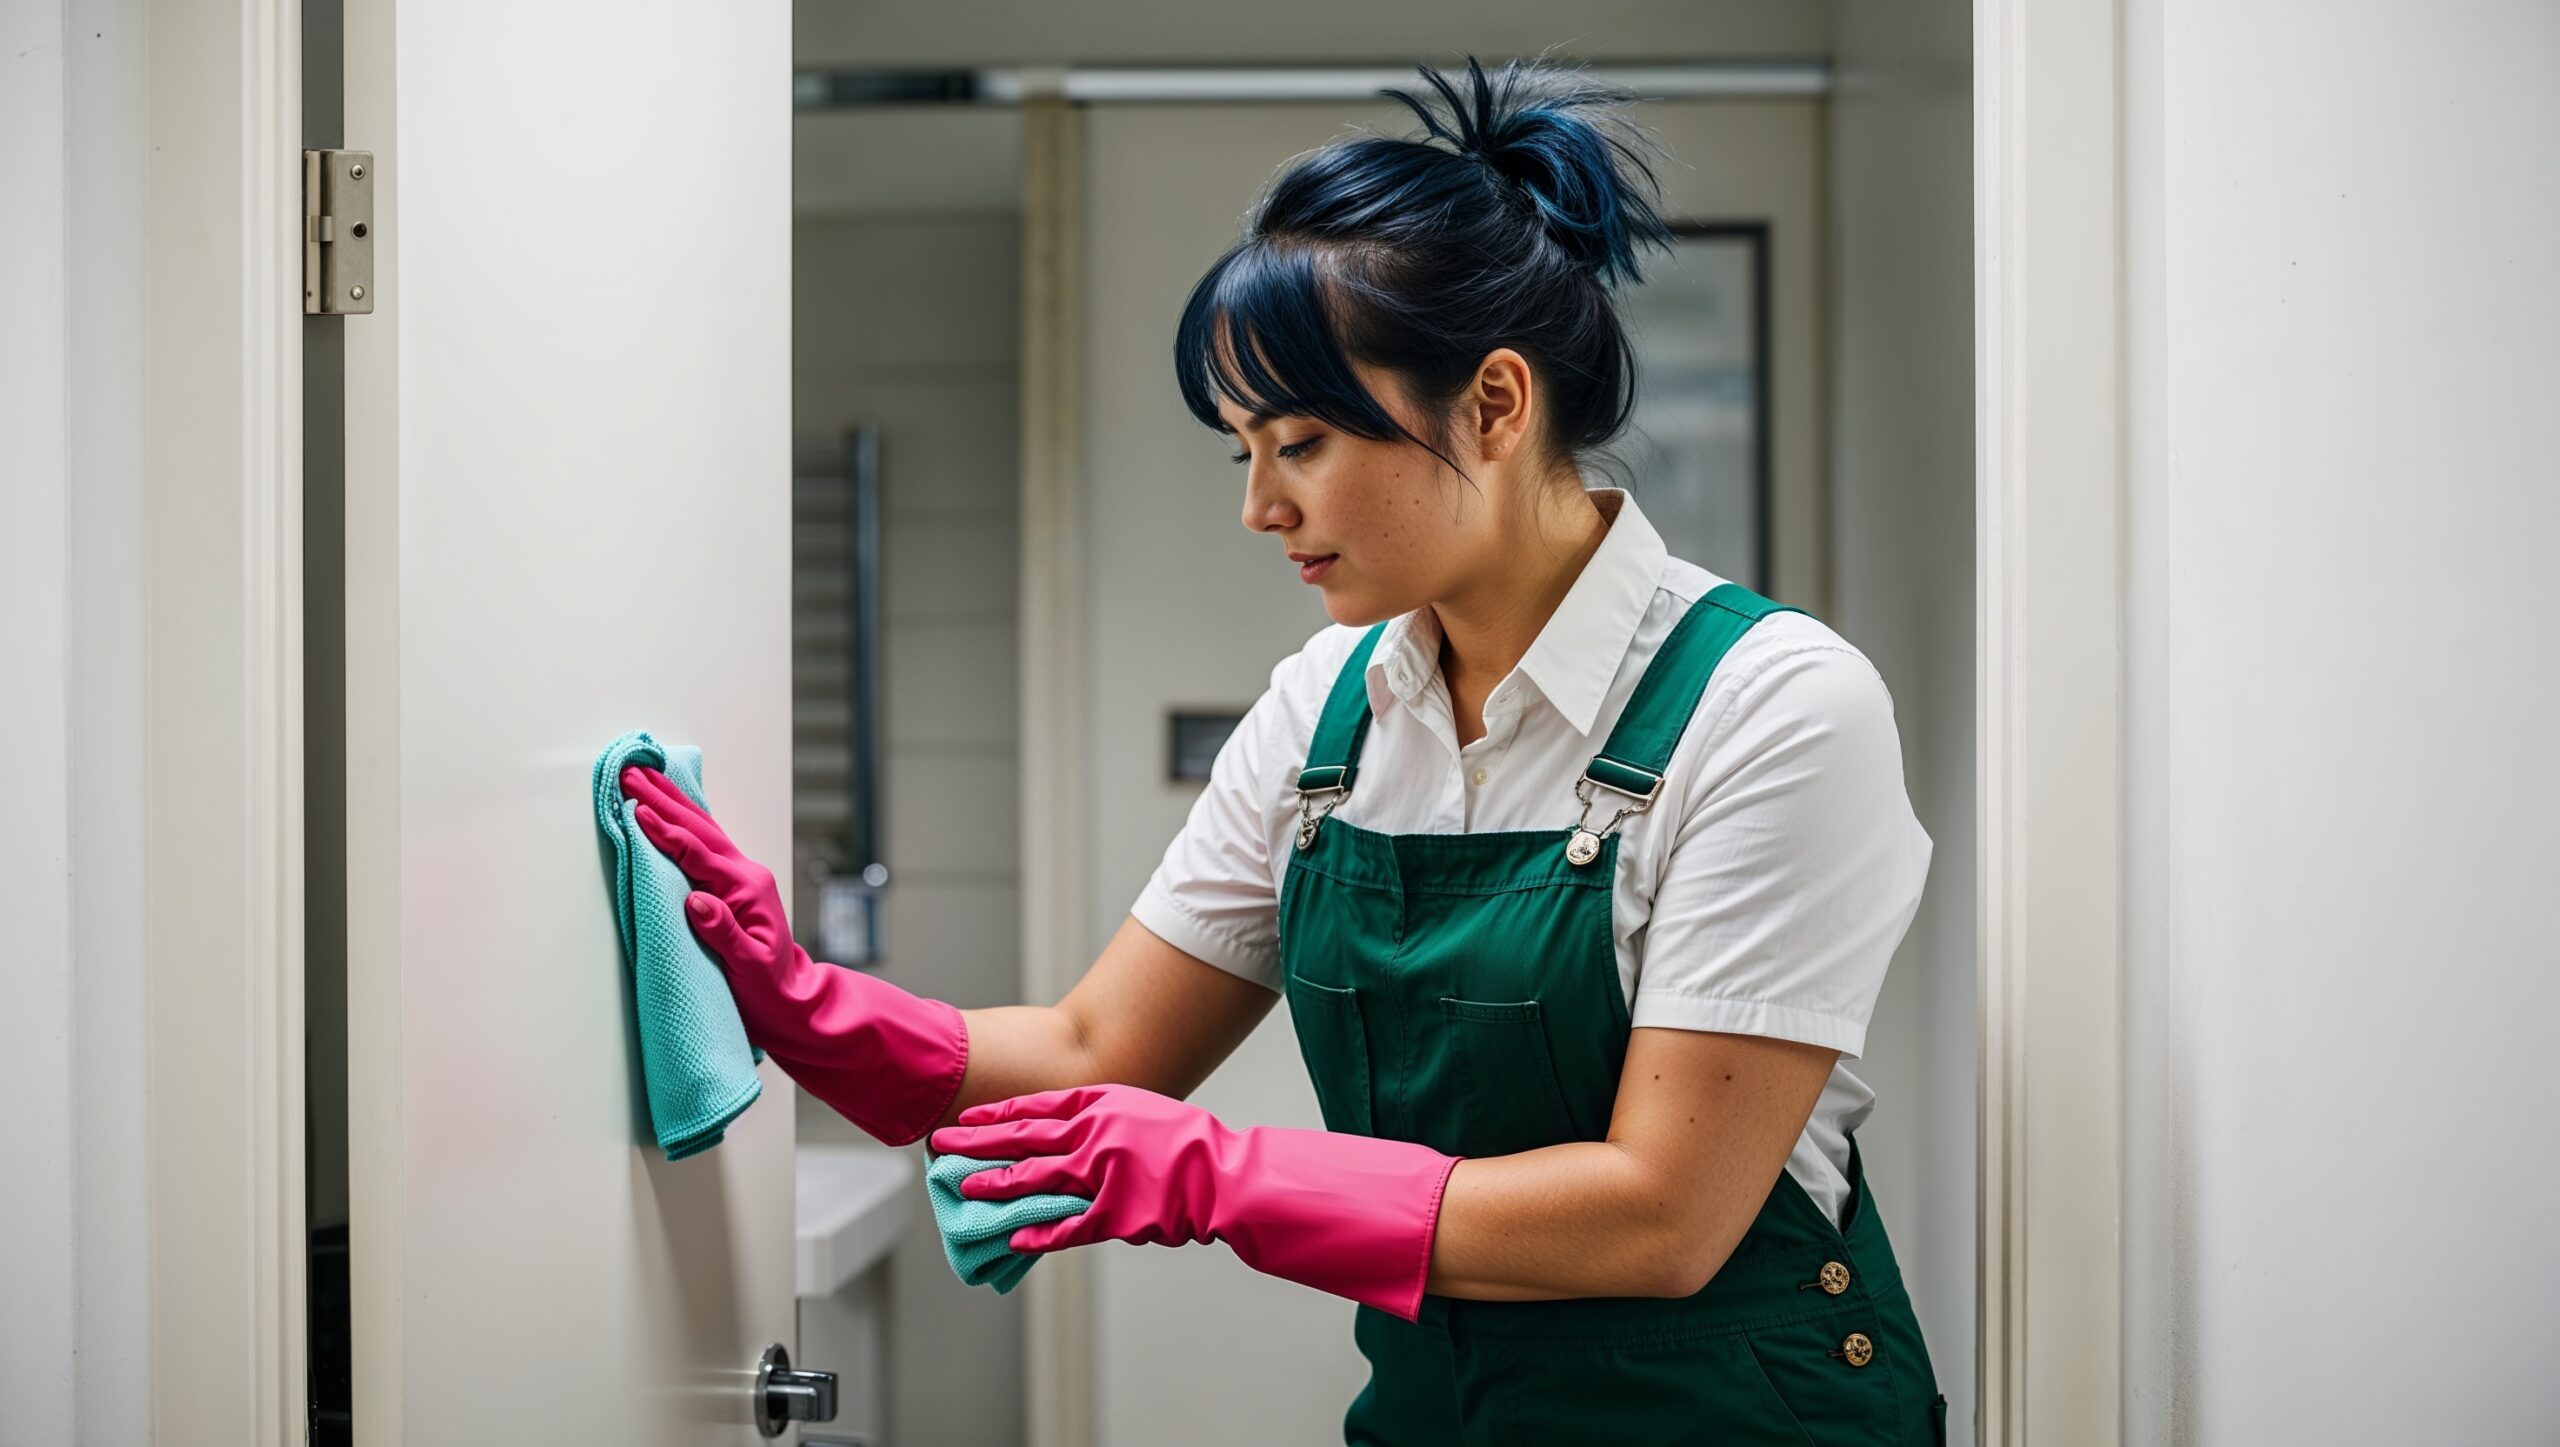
[1240,467,1299,535]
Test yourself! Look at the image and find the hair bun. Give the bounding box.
[1383,55,1676,288]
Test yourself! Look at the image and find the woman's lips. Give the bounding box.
[1297,554,1337,583]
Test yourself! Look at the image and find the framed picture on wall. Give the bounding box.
[1167,708,1248,783]
[1617,221,1772,593]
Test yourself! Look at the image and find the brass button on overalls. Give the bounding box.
[1818,1260,1851,1296]
[1835,1332,1875,1368]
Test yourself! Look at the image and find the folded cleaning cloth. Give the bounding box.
[925,1152,1093,1294]
[592,728,766,1161]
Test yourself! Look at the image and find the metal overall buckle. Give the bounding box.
[1292,765,1352,851]
[1565,764,1662,866]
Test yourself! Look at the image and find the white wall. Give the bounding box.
[2121,3,2560,1440]
[1,4,81,1435]
[1826,0,1977,1438]
[1,3,153,1443]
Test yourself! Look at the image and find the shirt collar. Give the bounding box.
[1365,487,1668,737]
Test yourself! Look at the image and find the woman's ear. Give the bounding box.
[1468,347,1537,463]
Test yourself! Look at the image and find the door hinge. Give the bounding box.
[303,149,375,315]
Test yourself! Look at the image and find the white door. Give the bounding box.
[336,5,801,1441]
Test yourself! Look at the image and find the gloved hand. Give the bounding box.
[927,1082,1462,1322]
[620,762,968,1148]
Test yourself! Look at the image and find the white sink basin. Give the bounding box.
[794,1142,917,1299]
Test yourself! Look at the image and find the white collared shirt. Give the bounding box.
[1130,487,1931,1226]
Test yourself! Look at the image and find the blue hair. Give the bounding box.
[1173,53,1679,489]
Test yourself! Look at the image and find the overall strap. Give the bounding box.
[1584,582,1807,798]
[1293,622,1389,795]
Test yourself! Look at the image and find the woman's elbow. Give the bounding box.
[1636,1212,1743,1298]
[1607,1148,1744,1297]
[1644,1250,1725,1299]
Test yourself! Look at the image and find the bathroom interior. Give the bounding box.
[774,4,1972,1443]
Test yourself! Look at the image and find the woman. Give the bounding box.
[624,55,1944,1445]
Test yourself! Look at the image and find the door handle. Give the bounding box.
[753,1342,838,1437]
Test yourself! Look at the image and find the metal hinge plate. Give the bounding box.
[303,150,375,315]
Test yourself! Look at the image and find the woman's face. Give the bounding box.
[1220,355,1524,627]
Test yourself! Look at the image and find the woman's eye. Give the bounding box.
[1230,438,1317,464]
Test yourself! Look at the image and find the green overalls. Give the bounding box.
[1277,583,1947,1447]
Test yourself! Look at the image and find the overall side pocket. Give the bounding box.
[1741,1313,1904,1446]
[1485,1333,1816,1447]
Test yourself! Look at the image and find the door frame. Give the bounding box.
[129,0,310,1440]
[1973,0,2126,1442]
[1016,83,1103,1447]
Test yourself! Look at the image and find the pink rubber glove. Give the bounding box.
[620,763,968,1148]
[927,1083,1462,1323]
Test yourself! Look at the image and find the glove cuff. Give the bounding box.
[1210,1125,1462,1323]
[745,963,970,1147]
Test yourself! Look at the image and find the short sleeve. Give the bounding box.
[1128,639,1326,993]
[1627,640,1933,1059]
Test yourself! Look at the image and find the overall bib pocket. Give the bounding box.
[1439,997,1580,1157]
[1284,977,1375,1136]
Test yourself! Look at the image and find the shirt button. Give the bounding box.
[1470,768,1488,786]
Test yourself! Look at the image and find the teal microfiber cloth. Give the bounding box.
[592,728,766,1161]
[925,1152,1093,1294]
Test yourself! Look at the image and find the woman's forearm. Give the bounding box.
[1419,1031,1835,1302]
[919,916,1279,1137]
[932,1004,1106,1134]
[1421,1141,1735,1302]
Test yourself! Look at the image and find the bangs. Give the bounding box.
[1173,244,1402,443]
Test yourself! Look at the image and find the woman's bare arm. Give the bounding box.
[927,913,1280,1134]
[1422,1027,1838,1300]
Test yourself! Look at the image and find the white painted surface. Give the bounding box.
[2121,2,2560,1441]
[1828,1,1977,1438]
[1973,0,2131,1437]
[57,6,155,1443]
[338,3,799,1440]
[2,8,81,1440]
[12,2,298,1441]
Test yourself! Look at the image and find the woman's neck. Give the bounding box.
[1430,486,1612,715]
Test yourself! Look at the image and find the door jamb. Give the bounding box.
[1974,0,2126,1442]
[1016,84,1101,1447]
[1013,81,1105,1447]
[140,0,309,1439]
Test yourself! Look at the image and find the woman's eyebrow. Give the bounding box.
[1218,409,1282,435]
